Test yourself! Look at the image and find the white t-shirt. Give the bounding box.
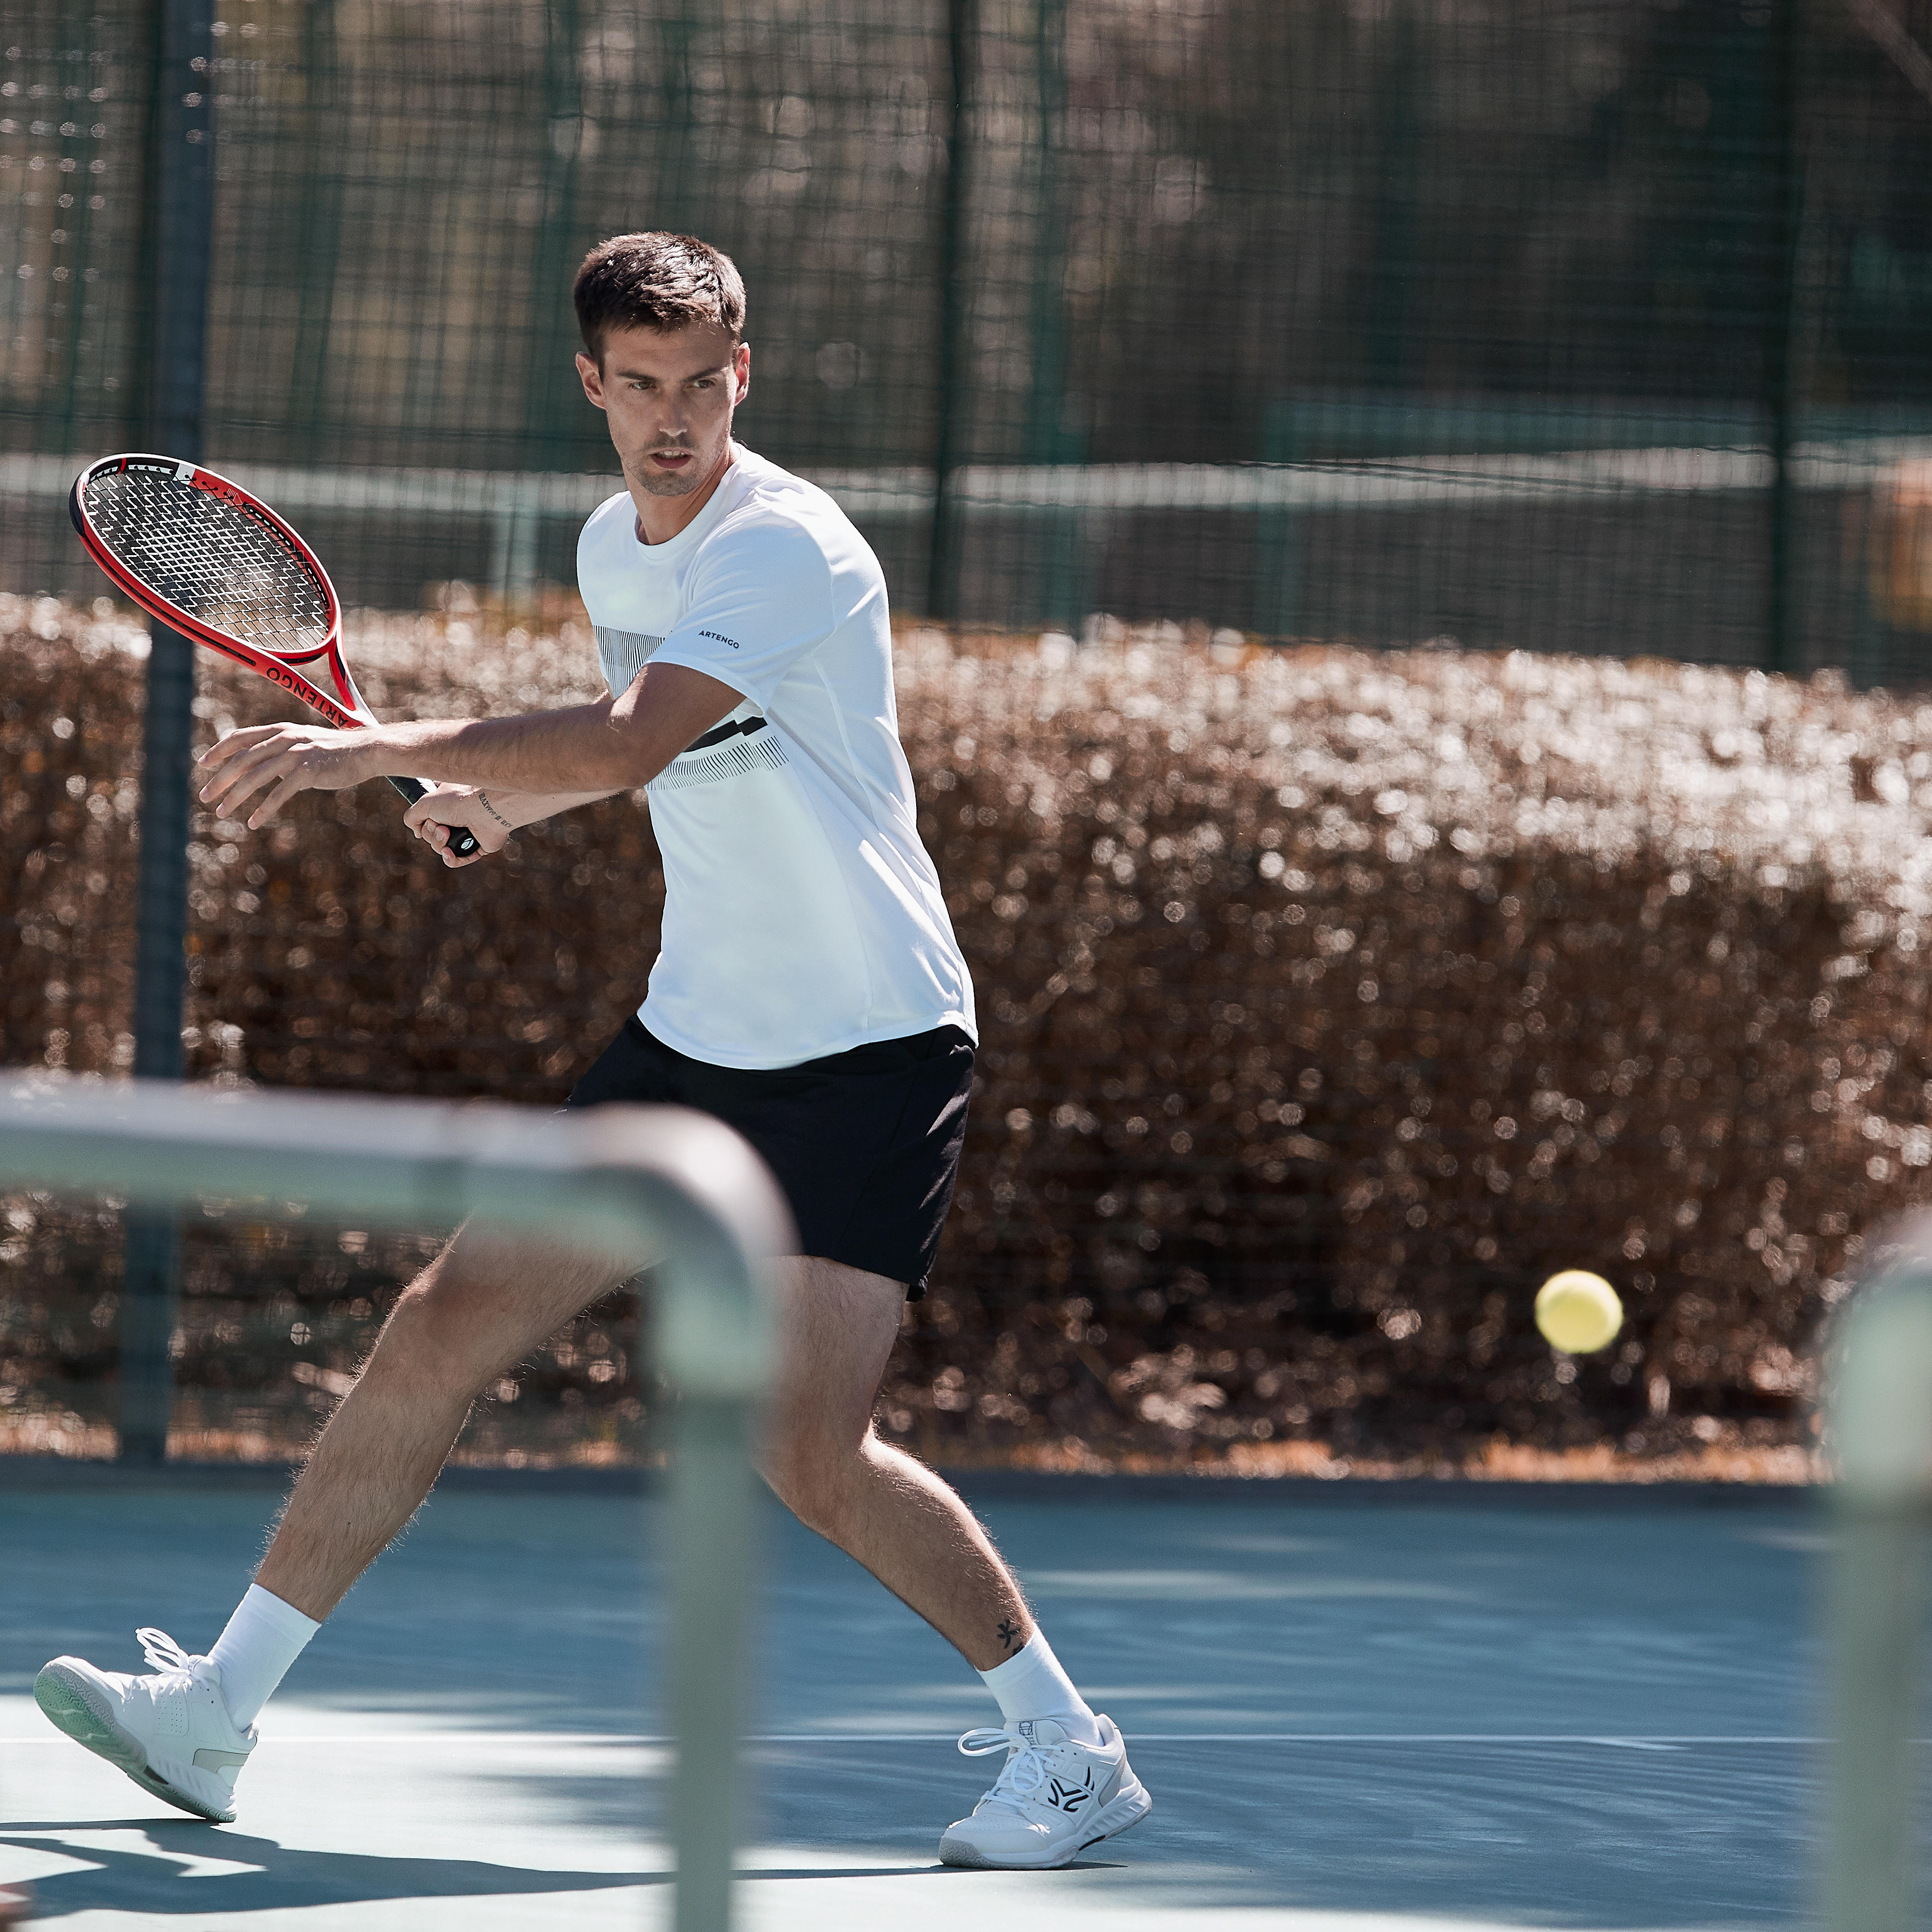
[575,443,977,1070]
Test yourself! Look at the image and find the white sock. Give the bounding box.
[978,1629,1101,1744]
[206,1584,321,1730]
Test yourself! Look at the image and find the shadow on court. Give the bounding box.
[0,1826,657,1917]
[0,1469,1837,1927]
[0,1827,958,1918]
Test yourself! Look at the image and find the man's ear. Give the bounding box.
[576,350,609,413]
[734,341,751,405]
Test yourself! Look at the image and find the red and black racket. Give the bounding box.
[70,453,479,856]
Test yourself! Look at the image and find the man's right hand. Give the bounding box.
[403,785,515,869]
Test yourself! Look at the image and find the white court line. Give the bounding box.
[0,1730,1850,1747]
[739,1732,1840,1747]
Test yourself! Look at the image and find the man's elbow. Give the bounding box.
[615,752,669,792]
[605,721,674,791]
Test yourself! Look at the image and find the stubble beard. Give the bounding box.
[627,439,716,499]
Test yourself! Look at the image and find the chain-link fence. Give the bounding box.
[5,0,1932,673]
[8,0,1932,1474]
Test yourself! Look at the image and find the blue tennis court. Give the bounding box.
[0,1468,1819,1928]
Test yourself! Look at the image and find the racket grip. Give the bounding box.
[387,776,481,858]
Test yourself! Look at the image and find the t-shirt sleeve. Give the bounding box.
[648,511,837,709]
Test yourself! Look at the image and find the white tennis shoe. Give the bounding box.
[939,1714,1152,1869]
[35,1627,255,1823]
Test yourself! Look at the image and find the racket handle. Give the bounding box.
[387,776,481,858]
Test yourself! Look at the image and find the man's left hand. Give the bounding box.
[197,721,380,827]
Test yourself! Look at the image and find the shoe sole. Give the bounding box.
[34,1664,234,1824]
[938,1772,1153,1871]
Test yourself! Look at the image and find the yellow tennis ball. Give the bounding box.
[1534,1270,1623,1354]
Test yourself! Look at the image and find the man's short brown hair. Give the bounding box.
[573,233,746,361]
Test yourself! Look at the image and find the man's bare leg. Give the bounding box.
[757,1257,1036,1672]
[755,1255,1130,1872]
[256,1227,627,1619]
[36,1229,1124,1850]
[29,1222,638,1819]
[258,1245,1052,1680]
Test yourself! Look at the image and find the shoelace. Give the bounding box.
[957,1725,1051,1816]
[136,1627,197,1678]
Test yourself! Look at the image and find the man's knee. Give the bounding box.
[365,1228,621,1397]
[762,1418,873,1536]
[366,1260,497,1394]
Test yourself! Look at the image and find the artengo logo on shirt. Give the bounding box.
[698,629,741,649]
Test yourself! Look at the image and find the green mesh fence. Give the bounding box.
[4,0,1932,671]
[7,1,1932,1473]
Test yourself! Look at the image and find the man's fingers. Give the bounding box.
[405,811,482,867]
[245,768,318,829]
[195,724,284,771]
[210,748,308,822]
[200,746,288,811]
[426,821,476,868]
[198,725,363,817]
[210,741,353,820]
[199,736,291,801]
[198,732,295,791]
[402,788,452,834]
[198,762,262,810]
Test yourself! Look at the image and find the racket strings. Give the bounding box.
[84,469,331,656]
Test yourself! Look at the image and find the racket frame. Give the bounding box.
[70,453,478,855]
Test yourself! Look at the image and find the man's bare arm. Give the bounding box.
[402,784,625,869]
[459,786,623,832]
[196,661,740,829]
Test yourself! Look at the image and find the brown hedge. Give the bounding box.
[7,591,1932,1474]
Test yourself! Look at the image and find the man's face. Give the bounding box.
[576,320,751,499]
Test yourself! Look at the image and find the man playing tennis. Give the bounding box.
[35,232,1150,1870]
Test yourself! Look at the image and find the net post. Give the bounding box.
[1825,1239,1932,1932]
[120,0,215,1467]
[667,1394,765,1932]
[631,1122,783,1932]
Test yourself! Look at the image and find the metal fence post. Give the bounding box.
[1763,0,1803,679]
[1025,0,1089,633]
[926,0,974,623]
[120,0,213,1466]
[519,0,585,489]
[288,0,344,465]
[1365,2,1420,391]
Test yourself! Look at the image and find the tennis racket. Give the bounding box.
[69,452,479,856]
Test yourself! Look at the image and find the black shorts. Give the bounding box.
[564,1019,975,1298]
